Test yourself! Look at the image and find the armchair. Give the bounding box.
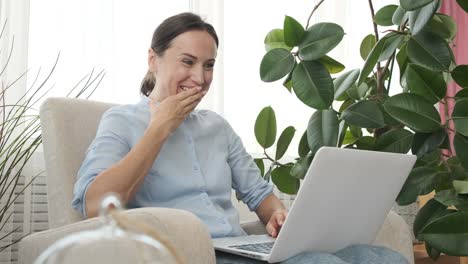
[18,97,414,264]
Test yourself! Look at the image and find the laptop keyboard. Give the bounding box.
[228,242,274,254]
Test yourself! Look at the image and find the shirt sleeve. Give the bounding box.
[223,118,273,211]
[71,107,132,217]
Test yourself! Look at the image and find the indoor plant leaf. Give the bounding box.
[290,154,313,179]
[283,15,305,47]
[260,48,295,82]
[356,136,376,150]
[384,93,441,133]
[358,33,403,85]
[292,61,334,110]
[411,130,447,158]
[264,29,292,51]
[254,158,265,176]
[298,130,310,158]
[452,65,468,89]
[341,100,385,129]
[318,55,345,74]
[375,128,414,153]
[400,0,434,11]
[453,180,468,195]
[360,34,376,61]
[456,0,468,12]
[435,189,468,211]
[454,133,468,170]
[426,13,457,40]
[418,212,468,256]
[374,5,399,26]
[406,63,446,104]
[452,98,468,137]
[409,0,440,35]
[413,198,450,237]
[407,31,452,72]
[271,165,300,195]
[275,126,296,160]
[455,89,468,102]
[397,166,440,205]
[307,109,339,154]
[254,106,277,149]
[392,6,410,26]
[334,69,360,100]
[298,22,345,61]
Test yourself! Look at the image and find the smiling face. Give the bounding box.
[148,30,217,102]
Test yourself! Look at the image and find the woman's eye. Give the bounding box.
[205,63,215,70]
[182,59,194,66]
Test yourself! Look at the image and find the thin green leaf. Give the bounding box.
[254,106,277,149]
[283,16,305,47]
[275,126,296,160]
[334,69,360,100]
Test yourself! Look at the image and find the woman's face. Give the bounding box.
[148,30,217,101]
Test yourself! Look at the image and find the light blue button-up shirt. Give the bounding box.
[72,96,273,238]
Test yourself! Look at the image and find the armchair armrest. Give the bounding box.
[18,208,215,264]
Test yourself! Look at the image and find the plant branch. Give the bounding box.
[306,0,325,29]
[368,0,382,80]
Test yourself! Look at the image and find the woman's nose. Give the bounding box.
[191,66,205,85]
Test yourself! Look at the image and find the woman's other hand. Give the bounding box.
[148,86,206,134]
[266,209,288,238]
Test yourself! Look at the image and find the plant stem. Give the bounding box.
[368,0,382,94]
[263,149,285,166]
[386,53,396,95]
[306,0,325,29]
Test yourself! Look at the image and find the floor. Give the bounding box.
[414,243,467,264]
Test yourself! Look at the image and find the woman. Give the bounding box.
[72,12,408,264]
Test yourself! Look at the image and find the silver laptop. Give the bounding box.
[213,147,416,263]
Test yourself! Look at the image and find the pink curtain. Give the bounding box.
[440,2,468,155]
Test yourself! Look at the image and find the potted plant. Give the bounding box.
[254,0,468,258]
[0,21,104,251]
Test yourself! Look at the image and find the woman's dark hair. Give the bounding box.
[140,12,219,96]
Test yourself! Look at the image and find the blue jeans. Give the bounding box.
[215,244,409,264]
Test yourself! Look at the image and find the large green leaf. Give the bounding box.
[292,61,334,110]
[334,69,360,100]
[452,65,468,89]
[374,5,399,26]
[260,48,295,82]
[435,189,468,211]
[453,98,468,137]
[375,128,414,153]
[419,212,468,256]
[409,0,440,35]
[384,93,441,133]
[264,29,292,51]
[456,0,468,12]
[397,166,440,205]
[397,44,410,90]
[392,6,410,26]
[426,14,457,40]
[254,106,277,148]
[406,63,446,104]
[358,33,403,85]
[275,126,296,160]
[413,198,449,237]
[400,0,434,11]
[298,130,309,158]
[283,16,305,47]
[318,55,345,74]
[454,133,468,170]
[407,31,452,72]
[271,165,300,195]
[290,154,313,179]
[298,23,344,61]
[307,110,339,154]
[456,89,468,102]
[454,180,468,194]
[341,101,385,129]
[360,34,376,61]
[411,130,447,157]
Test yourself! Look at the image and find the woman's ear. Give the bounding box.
[148,48,157,73]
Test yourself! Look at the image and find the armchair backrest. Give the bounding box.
[39,97,116,228]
